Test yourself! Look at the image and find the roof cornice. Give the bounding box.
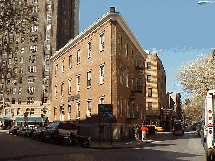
[50,11,147,61]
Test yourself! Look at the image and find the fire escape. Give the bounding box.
[127,60,144,120]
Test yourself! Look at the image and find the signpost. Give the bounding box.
[98,104,113,145]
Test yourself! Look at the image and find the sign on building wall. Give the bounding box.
[98,104,113,117]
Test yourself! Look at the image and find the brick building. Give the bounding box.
[50,7,147,140]
[145,51,168,127]
[0,0,79,127]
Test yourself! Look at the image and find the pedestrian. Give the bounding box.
[140,123,147,141]
[134,125,139,141]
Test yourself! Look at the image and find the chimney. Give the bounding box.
[110,7,115,13]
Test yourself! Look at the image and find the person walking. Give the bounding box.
[140,123,147,141]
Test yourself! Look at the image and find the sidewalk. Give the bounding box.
[0,130,9,133]
[90,139,154,149]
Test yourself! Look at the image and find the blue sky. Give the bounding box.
[79,0,214,100]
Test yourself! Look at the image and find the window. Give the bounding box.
[19,67,23,73]
[47,4,51,10]
[31,35,38,42]
[45,44,50,50]
[62,59,64,72]
[148,88,152,97]
[47,14,51,20]
[46,24,51,30]
[54,107,57,120]
[55,85,57,99]
[31,26,38,32]
[69,55,72,68]
[126,73,129,87]
[148,102,152,110]
[18,87,22,94]
[18,98,21,104]
[68,79,71,94]
[119,34,122,51]
[100,33,104,51]
[61,82,64,97]
[87,71,91,87]
[88,41,91,58]
[30,108,34,115]
[21,47,24,53]
[27,97,34,104]
[44,65,49,71]
[32,0,39,3]
[131,79,134,90]
[27,87,35,95]
[77,76,80,92]
[100,65,104,84]
[5,109,8,115]
[131,48,133,62]
[68,105,71,120]
[46,34,51,40]
[100,97,104,104]
[30,45,37,53]
[119,67,123,84]
[77,49,80,64]
[11,109,14,115]
[45,55,49,61]
[76,103,80,119]
[55,64,58,76]
[125,43,128,57]
[28,76,35,83]
[120,97,123,116]
[147,62,151,70]
[28,66,36,73]
[29,55,36,63]
[12,88,16,94]
[17,108,21,115]
[87,100,91,118]
[20,56,23,63]
[19,76,22,84]
[147,75,151,83]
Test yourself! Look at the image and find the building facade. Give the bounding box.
[168,92,182,120]
[0,0,79,127]
[50,7,147,140]
[145,52,168,127]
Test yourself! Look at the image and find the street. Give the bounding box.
[0,131,205,161]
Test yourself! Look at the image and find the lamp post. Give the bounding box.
[198,1,215,5]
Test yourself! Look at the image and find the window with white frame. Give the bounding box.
[44,65,49,71]
[55,64,58,76]
[20,56,23,63]
[77,75,80,92]
[46,24,51,30]
[126,73,129,87]
[69,55,72,68]
[120,97,123,116]
[55,85,57,99]
[28,76,35,83]
[119,34,122,51]
[45,55,49,61]
[62,59,64,72]
[30,45,37,53]
[148,88,152,97]
[100,33,104,51]
[119,67,123,84]
[100,97,104,104]
[19,67,23,73]
[76,103,80,119]
[147,75,151,83]
[18,87,22,94]
[29,55,36,63]
[88,41,91,58]
[61,82,64,97]
[31,26,38,32]
[68,79,71,94]
[46,34,51,40]
[77,49,80,64]
[47,4,51,10]
[27,97,34,104]
[12,88,16,94]
[87,70,91,87]
[21,47,24,53]
[87,100,91,118]
[125,43,128,57]
[131,79,134,90]
[100,65,104,84]
[32,0,39,3]
[27,87,35,95]
[68,104,71,120]
[47,14,51,20]
[28,66,36,73]
[45,44,50,50]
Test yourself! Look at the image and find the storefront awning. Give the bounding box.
[0,118,12,121]
[15,117,47,122]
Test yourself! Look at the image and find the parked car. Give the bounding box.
[32,126,46,141]
[42,121,91,147]
[25,127,36,138]
[17,127,29,137]
[9,126,18,135]
[147,125,164,132]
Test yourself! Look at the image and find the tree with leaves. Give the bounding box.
[177,54,215,122]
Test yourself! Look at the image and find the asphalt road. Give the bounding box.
[0,131,205,161]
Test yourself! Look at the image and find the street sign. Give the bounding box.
[98,104,113,117]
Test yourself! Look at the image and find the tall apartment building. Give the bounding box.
[145,51,168,127]
[50,7,147,140]
[0,0,79,127]
[168,92,182,120]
